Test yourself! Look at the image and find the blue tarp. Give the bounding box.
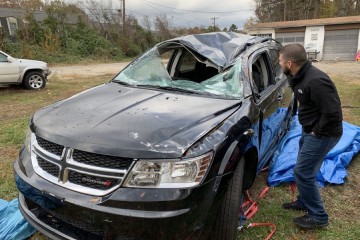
[0,199,35,240]
[268,115,360,187]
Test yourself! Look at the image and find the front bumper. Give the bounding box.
[14,148,231,240]
[44,69,51,79]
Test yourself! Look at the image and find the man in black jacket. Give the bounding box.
[279,43,342,230]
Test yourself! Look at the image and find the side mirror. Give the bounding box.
[7,56,15,63]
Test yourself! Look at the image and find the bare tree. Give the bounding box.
[243,17,258,31]
[19,0,43,10]
[84,0,122,36]
[154,14,171,41]
[142,15,152,31]
[314,0,321,18]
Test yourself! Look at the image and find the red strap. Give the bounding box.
[290,182,297,202]
[240,186,276,240]
[247,222,277,240]
[241,186,270,220]
[240,165,275,239]
[258,186,270,200]
[243,202,259,219]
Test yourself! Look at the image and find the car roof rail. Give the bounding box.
[259,38,282,45]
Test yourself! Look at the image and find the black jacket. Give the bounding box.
[288,61,343,137]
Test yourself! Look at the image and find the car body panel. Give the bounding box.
[14,32,293,239]
[0,50,50,85]
[0,51,19,83]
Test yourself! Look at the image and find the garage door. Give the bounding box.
[323,29,359,61]
[275,32,305,46]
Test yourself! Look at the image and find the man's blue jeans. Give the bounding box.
[294,132,341,223]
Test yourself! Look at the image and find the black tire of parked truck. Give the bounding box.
[23,71,46,90]
[209,153,245,240]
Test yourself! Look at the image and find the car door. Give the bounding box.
[248,48,290,171]
[0,52,20,83]
[268,47,295,138]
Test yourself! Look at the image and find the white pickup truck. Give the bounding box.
[0,50,51,90]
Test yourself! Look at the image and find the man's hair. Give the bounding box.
[279,43,307,65]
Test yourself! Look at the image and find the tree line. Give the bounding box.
[253,0,360,22]
[0,0,241,63]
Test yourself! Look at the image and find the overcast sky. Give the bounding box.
[66,0,255,30]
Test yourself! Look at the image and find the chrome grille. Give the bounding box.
[36,156,60,178]
[31,134,134,196]
[36,136,64,156]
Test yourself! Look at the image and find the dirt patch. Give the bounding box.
[49,62,130,80]
[314,61,360,80]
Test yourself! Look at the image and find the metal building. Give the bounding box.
[247,16,360,61]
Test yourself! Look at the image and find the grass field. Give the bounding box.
[0,71,359,240]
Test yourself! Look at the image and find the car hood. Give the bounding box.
[32,82,241,159]
[16,58,47,68]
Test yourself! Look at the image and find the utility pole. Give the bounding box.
[210,17,218,31]
[283,0,287,21]
[121,0,125,32]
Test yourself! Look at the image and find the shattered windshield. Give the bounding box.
[113,47,243,99]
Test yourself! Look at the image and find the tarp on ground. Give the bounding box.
[0,198,35,240]
[268,115,360,187]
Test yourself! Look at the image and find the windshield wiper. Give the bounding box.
[112,82,203,95]
[159,86,200,94]
[136,85,201,95]
[112,80,134,86]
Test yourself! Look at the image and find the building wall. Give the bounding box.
[275,32,305,46]
[249,25,360,61]
[247,28,275,38]
[304,26,325,60]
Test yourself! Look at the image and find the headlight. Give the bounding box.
[25,127,33,154]
[123,152,213,188]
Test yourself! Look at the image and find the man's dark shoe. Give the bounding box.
[282,201,307,211]
[293,214,329,230]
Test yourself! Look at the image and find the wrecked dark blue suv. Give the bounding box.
[14,32,294,240]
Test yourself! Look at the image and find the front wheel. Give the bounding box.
[210,152,245,240]
[23,72,46,90]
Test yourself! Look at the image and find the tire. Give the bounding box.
[23,71,46,90]
[210,152,245,240]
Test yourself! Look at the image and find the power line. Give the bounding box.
[142,0,252,14]
[126,8,188,29]
[137,0,205,28]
